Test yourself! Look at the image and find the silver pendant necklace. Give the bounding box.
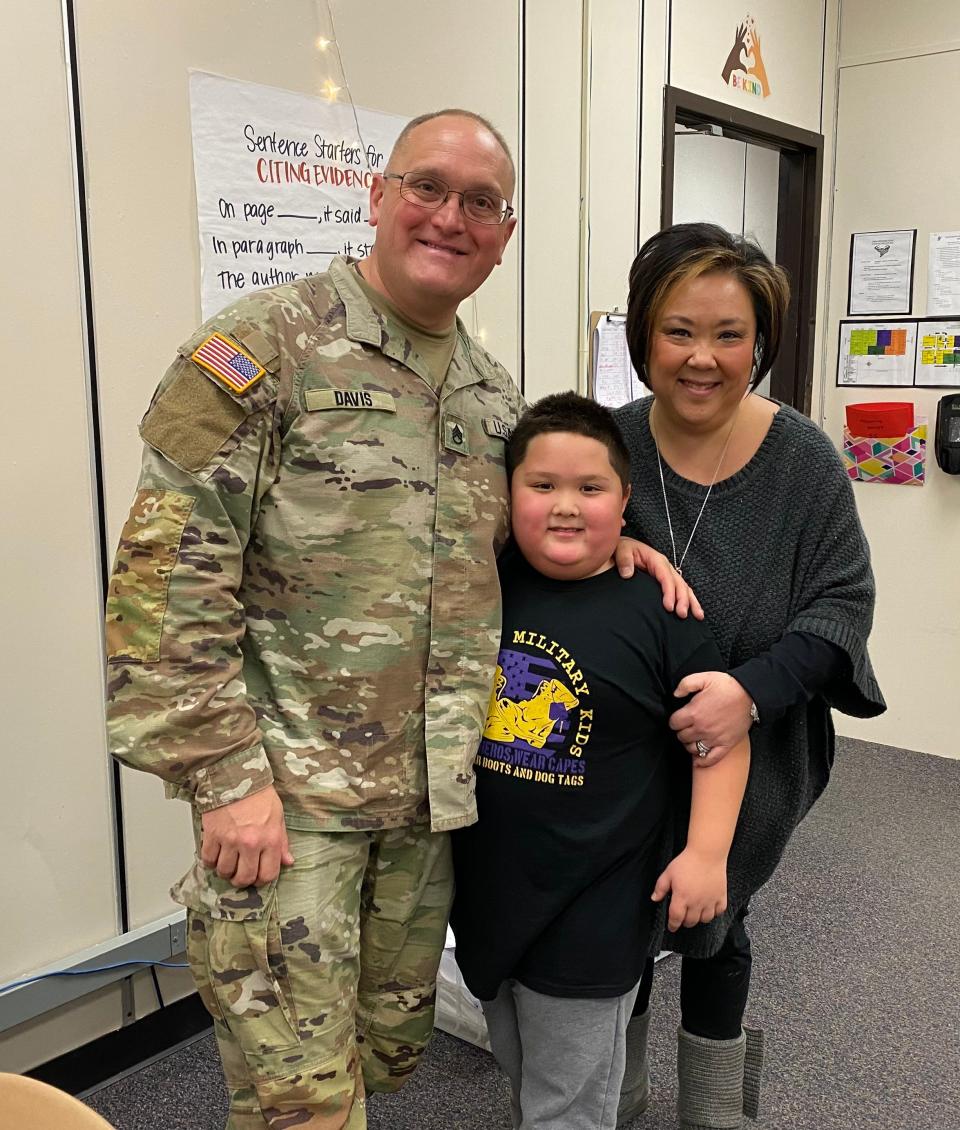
[652,405,741,577]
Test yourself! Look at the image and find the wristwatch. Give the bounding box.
[749,701,760,726]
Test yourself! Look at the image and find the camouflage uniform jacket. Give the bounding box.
[106,257,523,833]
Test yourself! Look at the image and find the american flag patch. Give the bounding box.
[191,332,266,394]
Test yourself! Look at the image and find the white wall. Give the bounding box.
[0,0,127,1070]
[675,133,751,239]
[522,1,588,399]
[671,0,825,133]
[672,133,780,260]
[819,0,960,758]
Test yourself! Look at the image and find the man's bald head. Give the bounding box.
[363,111,518,329]
[387,109,516,199]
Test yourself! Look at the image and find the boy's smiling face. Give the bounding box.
[510,431,630,580]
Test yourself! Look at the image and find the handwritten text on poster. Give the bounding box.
[189,71,407,319]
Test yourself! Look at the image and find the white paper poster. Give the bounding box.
[591,317,647,408]
[927,232,960,316]
[914,319,960,387]
[189,71,407,319]
[836,322,917,387]
[848,229,915,316]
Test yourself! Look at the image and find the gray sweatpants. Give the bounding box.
[482,979,641,1129]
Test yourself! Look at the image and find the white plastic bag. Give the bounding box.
[433,927,491,1050]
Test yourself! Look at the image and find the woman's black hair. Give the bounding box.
[626,222,791,390]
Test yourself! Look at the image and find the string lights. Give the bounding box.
[313,4,339,102]
[314,2,363,129]
[311,0,492,348]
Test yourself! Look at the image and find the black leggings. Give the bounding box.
[633,905,752,1041]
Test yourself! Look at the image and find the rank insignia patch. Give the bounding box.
[443,415,469,455]
[192,333,266,395]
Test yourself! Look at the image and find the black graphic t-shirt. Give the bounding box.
[450,552,724,1000]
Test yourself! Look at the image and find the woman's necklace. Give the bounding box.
[651,404,741,577]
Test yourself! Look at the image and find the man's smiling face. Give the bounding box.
[364,115,516,330]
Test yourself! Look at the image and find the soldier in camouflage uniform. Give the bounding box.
[105,110,523,1130]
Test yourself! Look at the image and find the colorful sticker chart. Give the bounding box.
[914,319,960,388]
[837,321,917,386]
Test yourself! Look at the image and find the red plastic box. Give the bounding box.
[845,402,914,438]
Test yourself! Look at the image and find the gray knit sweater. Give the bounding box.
[614,398,885,958]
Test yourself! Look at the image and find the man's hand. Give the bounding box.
[652,847,728,932]
[614,538,704,620]
[670,671,752,767]
[200,785,294,888]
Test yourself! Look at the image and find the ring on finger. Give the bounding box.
[695,739,711,758]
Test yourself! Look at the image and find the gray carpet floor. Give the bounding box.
[85,738,960,1129]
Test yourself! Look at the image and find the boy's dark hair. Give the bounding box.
[506,392,631,488]
[626,222,791,390]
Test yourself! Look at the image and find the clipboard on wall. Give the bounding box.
[588,310,648,407]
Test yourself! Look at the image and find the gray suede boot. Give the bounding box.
[616,1005,651,1125]
[676,1026,764,1129]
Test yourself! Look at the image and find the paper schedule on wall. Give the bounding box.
[189,71,407,320]
[914,319,960,387]
[847,230,915,316]
[836,321,917,387]
[927,232,960,316]
[589,315,647,408]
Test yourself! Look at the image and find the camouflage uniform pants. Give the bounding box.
[178,823,453,1130]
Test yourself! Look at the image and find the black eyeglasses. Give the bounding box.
[383,172,514,226]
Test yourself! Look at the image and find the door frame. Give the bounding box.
[660,86,824,414]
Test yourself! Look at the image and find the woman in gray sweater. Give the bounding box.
[613,223,885,1130]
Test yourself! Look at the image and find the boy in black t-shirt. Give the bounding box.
[450,393,749,1130]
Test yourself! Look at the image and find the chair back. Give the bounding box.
[0,1072,116,1129]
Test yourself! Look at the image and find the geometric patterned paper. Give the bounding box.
[842,419,927,485]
